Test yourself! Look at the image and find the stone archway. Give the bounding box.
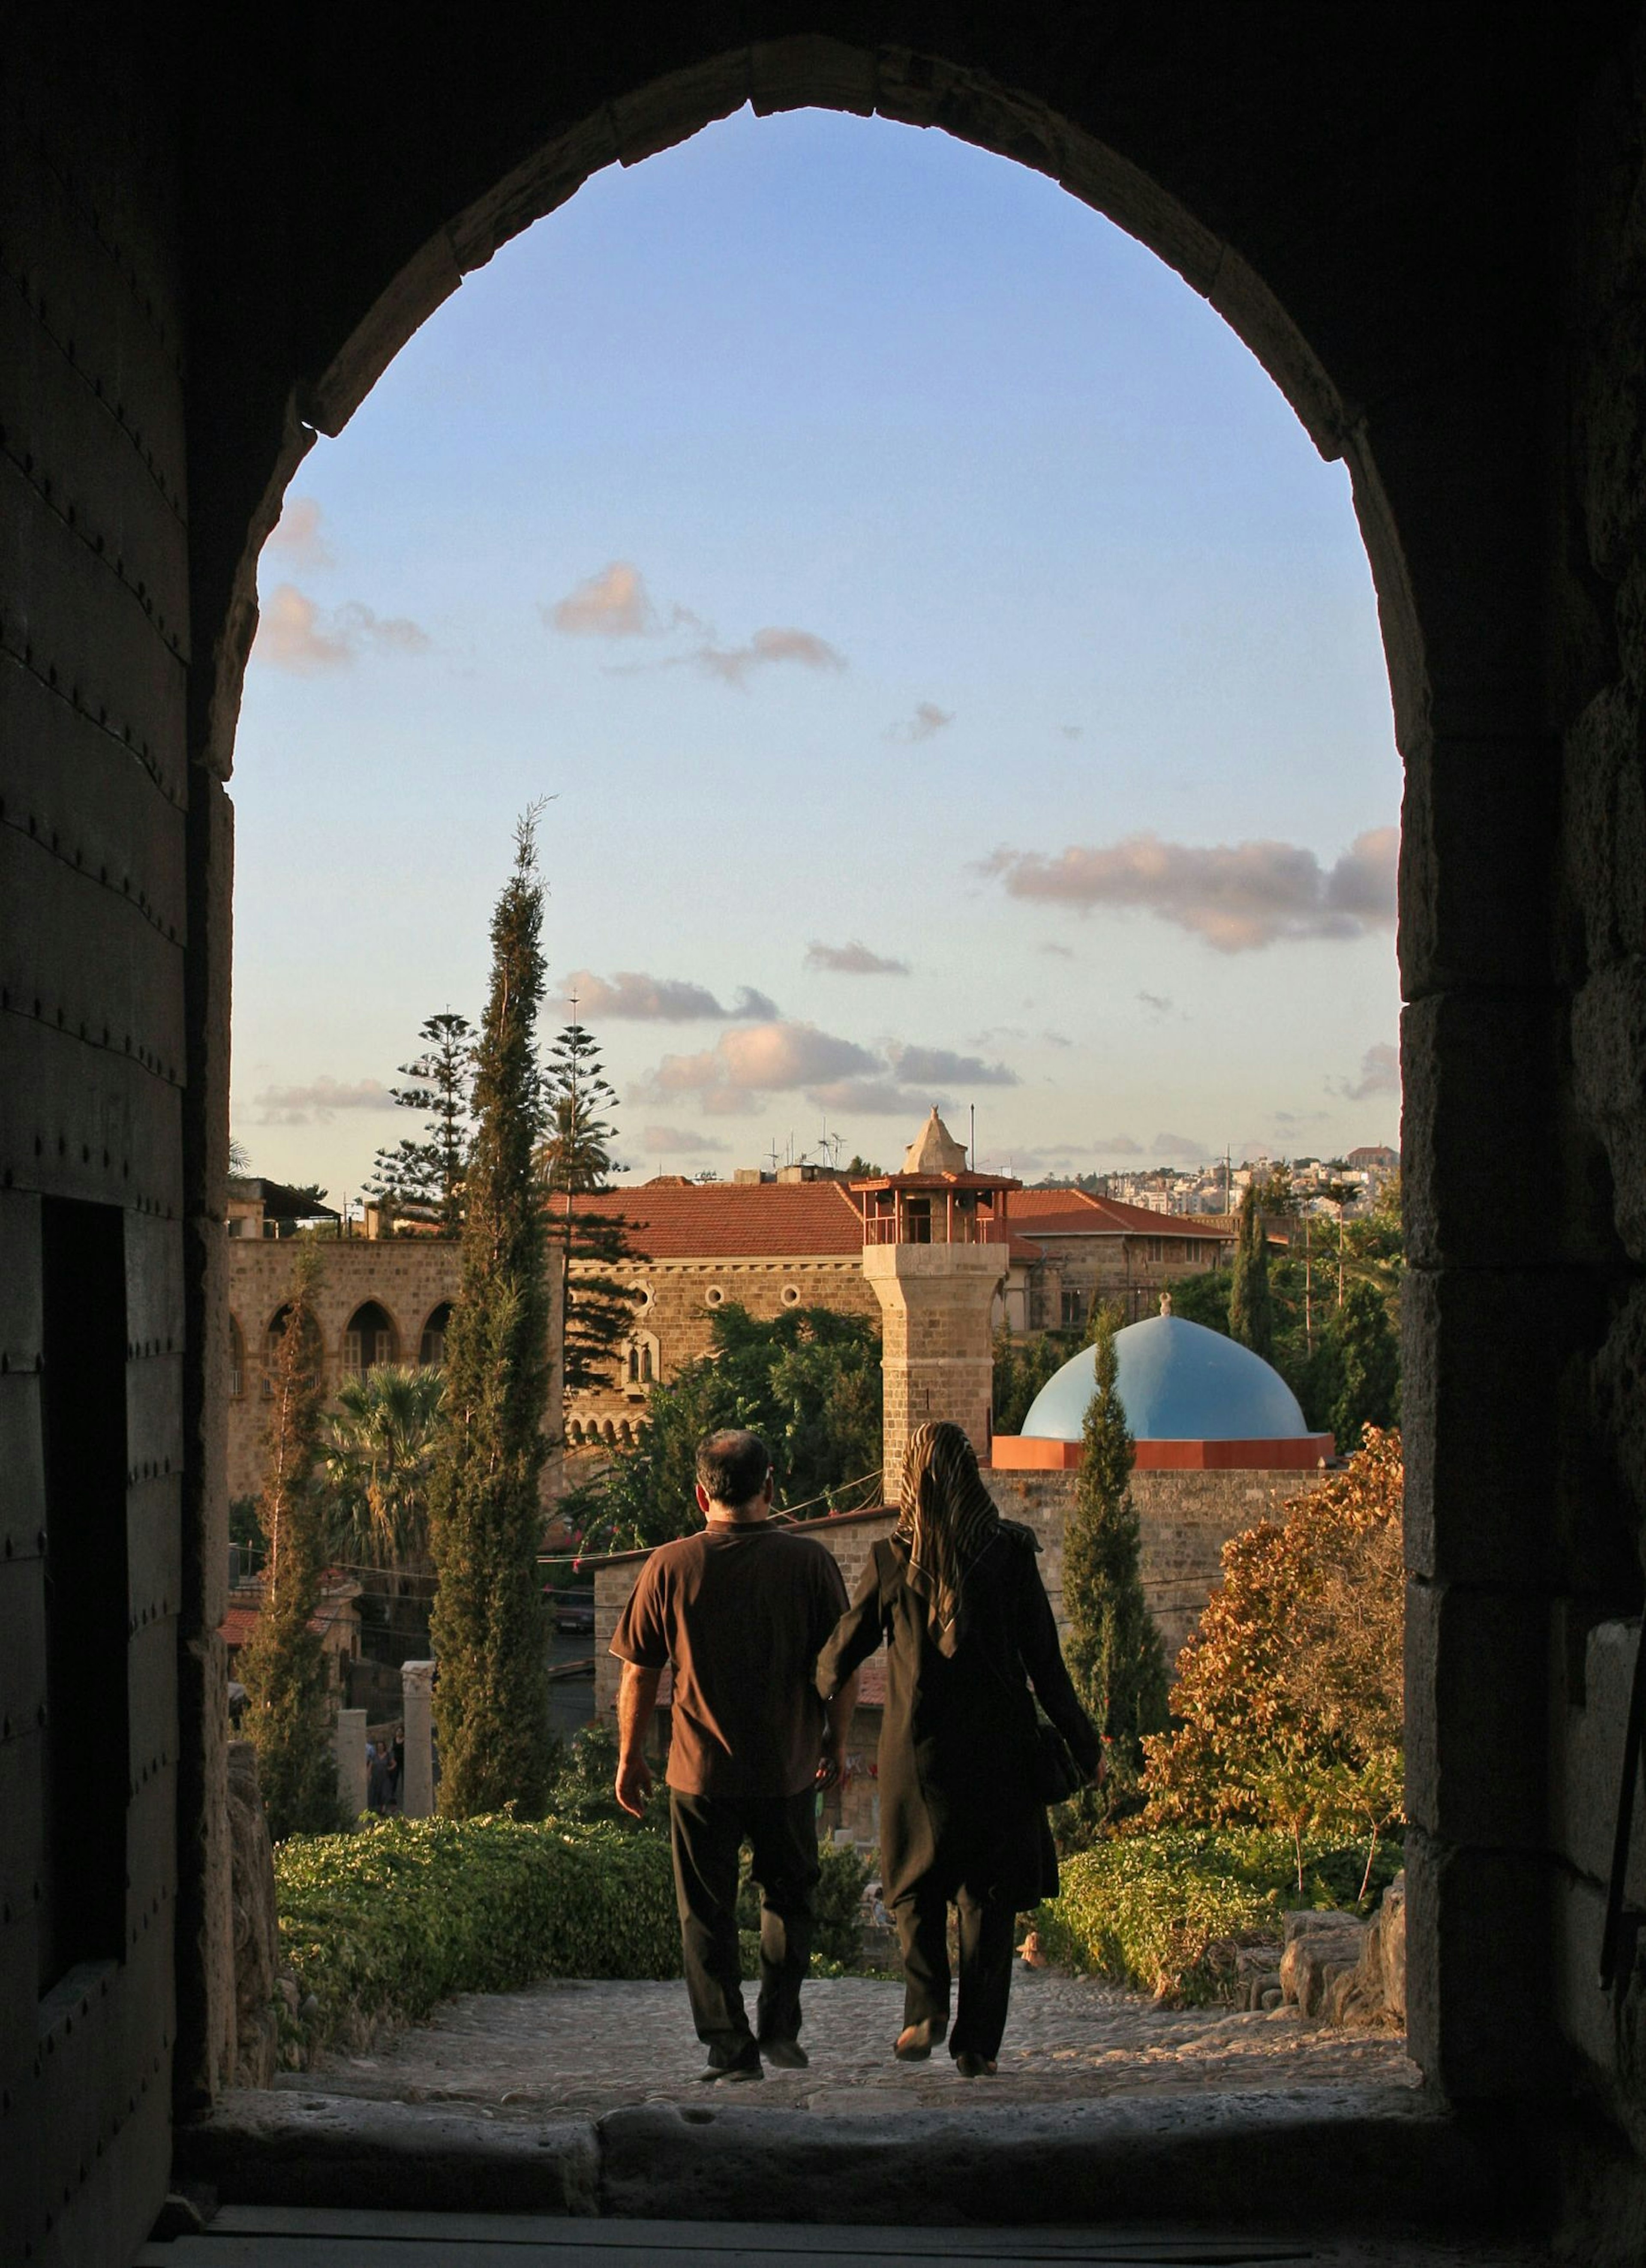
[9,10,1646,2261]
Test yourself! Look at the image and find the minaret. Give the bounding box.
[854,1109,1019,1501]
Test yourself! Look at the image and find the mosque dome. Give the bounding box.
[1020,1313,1310,1444]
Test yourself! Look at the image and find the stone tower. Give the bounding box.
[854,1110,1019,1500]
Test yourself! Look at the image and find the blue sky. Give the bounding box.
[231,107,1400,1201]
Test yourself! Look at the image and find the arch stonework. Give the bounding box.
[9,6,1646,2258]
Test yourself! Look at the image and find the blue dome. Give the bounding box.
[1020,1314,1309,1443]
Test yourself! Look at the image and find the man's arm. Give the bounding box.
[817,1670,858,1789]
[615,1661,662,1818]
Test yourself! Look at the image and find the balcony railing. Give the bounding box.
[862,1213,1010,1246]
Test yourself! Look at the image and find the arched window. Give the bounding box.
[419,1301,453,1367]
[622,1331,660,1392]
[228,1314,246,1400]
[341,1301,397,1379]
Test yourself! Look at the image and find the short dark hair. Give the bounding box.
[697,1428,772,1509]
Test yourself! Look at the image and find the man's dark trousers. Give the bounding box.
[669,1787,819,2067]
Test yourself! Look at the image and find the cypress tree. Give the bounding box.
[1228,1180,1274,1359]
[1329,1278,1401,1449]
[239,1241,339,1840]
[427,814,555,1816]
[1063,1305,1169,1817]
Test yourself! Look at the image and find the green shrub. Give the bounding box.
[274,1814,681,2044]
[1037,1827,1398,2004]
[275,1812,876,2050]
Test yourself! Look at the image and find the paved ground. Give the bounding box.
[287,1970,1417,2118]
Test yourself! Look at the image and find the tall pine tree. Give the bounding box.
[368,1011,475,1234]
[239,1242,339,1839]
[427,816,555,1816]
[1063,1304,1168,1819]
[537,1019,642,1396]
[1228,1179,1274,1359]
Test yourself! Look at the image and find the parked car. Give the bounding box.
[553,1590,595,1635]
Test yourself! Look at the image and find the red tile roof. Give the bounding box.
[570,1180,867,1259]
[1012,1187,1228,1239]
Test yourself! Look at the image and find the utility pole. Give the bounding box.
[970,1103,976,1170]
[1304,1212,1313,1355]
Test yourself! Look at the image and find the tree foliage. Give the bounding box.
[368,1011,475,1234]
[427,816,556,1818]
[1061,1306,1169,1823]
[240,1242,340,1841]
[321,1362,445,1613]
[991,1322,1075,1434]
[537,1020,643,1397]
[1143,1427,1404,1895]
[1227,1181,1274,1359]
[564,1303,883,1554]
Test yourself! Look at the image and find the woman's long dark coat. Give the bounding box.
[817,1521,1101,1912]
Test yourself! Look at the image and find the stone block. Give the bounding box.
[1404,1829,1553,2099]
[1402,993,1563,1271]
[401,1660,436,1818]
[1404,1579,1550,1849]
[1402,1263,1586,1588]
[1573,958,1646,1261]
[1550,1616,1646,1898]
[1400,731,1560,997]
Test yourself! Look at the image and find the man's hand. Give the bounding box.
[816,1731,843,1791]
[615,1750,655,1818]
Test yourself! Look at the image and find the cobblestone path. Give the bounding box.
[289,1971,1417,2118]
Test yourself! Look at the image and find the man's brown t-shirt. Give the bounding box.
[610,1523,850,1798]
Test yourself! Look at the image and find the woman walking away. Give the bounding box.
[817,1422,1100,2078]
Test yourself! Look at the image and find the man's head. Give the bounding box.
[695,1428,774,1522]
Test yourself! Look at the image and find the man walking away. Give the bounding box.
[612,1428,856,2081]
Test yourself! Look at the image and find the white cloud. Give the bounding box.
[546,564,844,687]
[253,583,429,673]
[888,1044,1018,1090]
[805,940,910,976]
[808,1077,936,1116]
[1038,942,1076,960]
[265,497,333,569]
[249,1076,397,1126]
[545,561,658,638]
[692,626,846,687]
[979,826,1398,952]
[1150,1130,1209,1158]
[890,702,954,743]
[568,969,778,1021]
[640,1021,880,1113]
[641,1125,732,1155]
[1090,1133,1145,1156]
[1338,1040,1401,1101]
[1137,990,1174,1016]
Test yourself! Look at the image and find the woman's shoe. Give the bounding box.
[894,2019,947,2061]
[953,2052,998,2079]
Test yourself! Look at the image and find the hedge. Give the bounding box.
[1036,1828,1403,2004]
[274,1813,872,2052]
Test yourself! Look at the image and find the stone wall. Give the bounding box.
[226,1237,460,1501]
[567,1252,878,1448]
[863,1242,1004,1496]
[591,1462,1325,1734]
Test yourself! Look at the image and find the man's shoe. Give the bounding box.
[697,2050,763,2083]
[760,2038,808,2070]
[894,2018,947,2061]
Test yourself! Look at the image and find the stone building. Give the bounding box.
[15,14,1646,2259]
[564,1173,882,1453]
[225,1232,463,1503]
[1002,1185,1234,1331]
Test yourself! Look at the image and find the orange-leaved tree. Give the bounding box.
[1143,1427,1404,1897]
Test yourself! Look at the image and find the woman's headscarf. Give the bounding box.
[894,1420,1001,1656]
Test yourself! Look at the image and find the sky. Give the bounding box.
[230,106,1401,1204]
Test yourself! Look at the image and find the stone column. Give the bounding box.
[335,1708,368,1824]
[862,1242,1005,1499]
[401,1660,437,1818]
